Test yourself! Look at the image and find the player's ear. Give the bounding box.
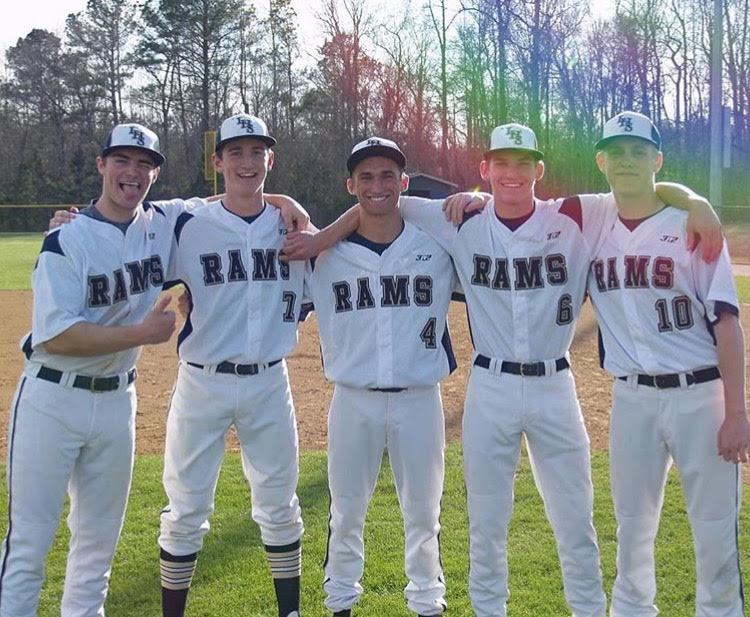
[595,151,607,173]
[479,158,490,180]
[267,149,275,171]
[346,177,356,196]
[534,160,545,181]
[653,150,663,174]
[212,152,223,174]
[96,156,106,176]
[400,172,409,192]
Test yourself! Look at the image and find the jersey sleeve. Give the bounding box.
[399,196,456,252]
[691,241,739,324]
[31,231,88,345]
[544,193,617,252]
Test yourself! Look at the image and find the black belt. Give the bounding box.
[369,387,406,393]
[618,367,720,389]
[36,365,137,392]
[473,354,569,377]
[187,359,281,376]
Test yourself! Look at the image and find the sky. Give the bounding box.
[0,0,617,55]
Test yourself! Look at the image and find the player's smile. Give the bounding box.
[347,156,407,217]
[480,150,544,212]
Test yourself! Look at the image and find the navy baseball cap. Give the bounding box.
[595,111,661,151]
[215,114,276,152]
[347,137,407,174]
[102,123,165,166]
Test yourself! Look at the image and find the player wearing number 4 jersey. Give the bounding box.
[307,138,455,617]
[288,124,722,617]
[589,112,749,617]
[1,124,179,616]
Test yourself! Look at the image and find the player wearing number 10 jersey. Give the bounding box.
[589,111,749,617]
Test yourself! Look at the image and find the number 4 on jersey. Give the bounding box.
[421,317,437,349]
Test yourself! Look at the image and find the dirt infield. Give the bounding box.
[0,288,748,483]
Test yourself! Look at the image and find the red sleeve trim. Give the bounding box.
[558,196,583,232]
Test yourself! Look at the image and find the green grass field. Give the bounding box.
[2,446,747,616]
[0,233,42,290]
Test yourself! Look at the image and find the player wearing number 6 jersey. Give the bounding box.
[308,138,455,617]
[157,114,308,617]
[589,112,749,617]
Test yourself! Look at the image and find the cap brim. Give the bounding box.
[483,147,544,161]
[101,145,165,167]
[215,134,276,152]
[595,135,660,151]
[347,145,406,173]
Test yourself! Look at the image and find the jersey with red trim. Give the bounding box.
[588,207,738,376]
[400,194,617,361]
[307,220,457,388]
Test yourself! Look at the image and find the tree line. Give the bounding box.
[1,0,748,223]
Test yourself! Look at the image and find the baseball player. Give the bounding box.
[588,111,749,616]
[157,114,307,617]
[304,137,455,617]
[1,124,178,616]
[287,124,723,617]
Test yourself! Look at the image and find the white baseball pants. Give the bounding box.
[463,363,606,617]
[0,374,136,617]
[159,360,303,556]
[609,377,744,617]
[323,384,446,616]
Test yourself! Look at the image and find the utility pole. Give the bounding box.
[709,0,723,215]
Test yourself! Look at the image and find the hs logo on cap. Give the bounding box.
[617,116,633,132]
[506,127,523,145]
[129,127,145,145]
[237,117,256,133]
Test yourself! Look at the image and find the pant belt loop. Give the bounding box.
[627,375,638,389]
[490,357,500,376]
[544,359,555,376]
[60,371,76,388]
[678,373,689,389]
[206,364,218,376]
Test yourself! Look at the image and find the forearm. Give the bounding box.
[314,205,360,252]
[654,182,709,212]
[43,322,151,356]
[714,315,747,418]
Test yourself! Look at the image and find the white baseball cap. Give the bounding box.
[102,123,165,166]
[595,111,661,150]
[215,113,276,152]
[485,123,544,160]
[347,136,407,173]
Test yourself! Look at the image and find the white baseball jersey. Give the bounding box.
[400,194,617,361]
[23,200,187,374]
[588,207,739,376]
[308,221,457,388]
[167,201,309,364]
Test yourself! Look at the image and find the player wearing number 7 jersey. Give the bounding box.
[157,114,308,617]
[307,138,456,617]
[589,111,749,617]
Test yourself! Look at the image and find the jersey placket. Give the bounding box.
[244,225,262,359]
[376,251,395,387]
[618,223,659,371]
